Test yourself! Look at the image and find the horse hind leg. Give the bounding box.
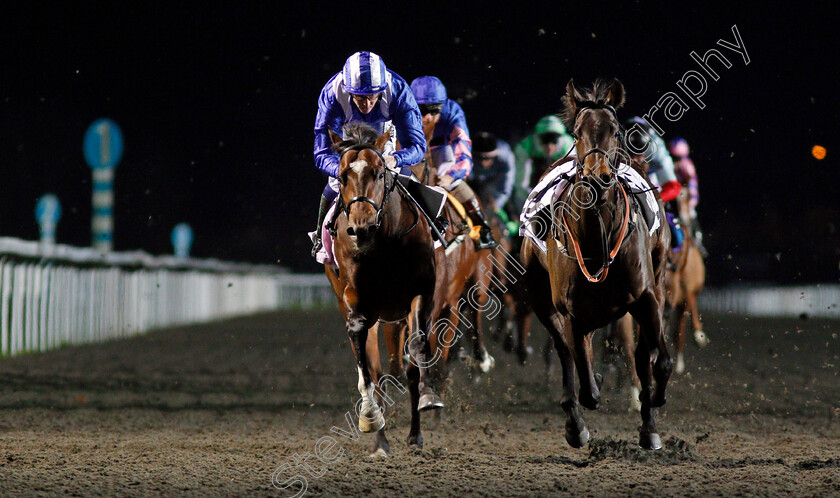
[570,321,601,411]
[406,295,443,411]
[630,293,673,450]
[364,323,392,457]
[671,302,688,375]
[405,360,424,449]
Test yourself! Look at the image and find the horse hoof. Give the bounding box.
[368,447,389,458]
[694,330,709,348]
[565,426,590,448]
[675,354,685,375]
[407,433,424,449]
[358,412,386,433]
[594,372,604,389]
[479,353,496,373]
[639,431,662,450]
[517,346,533,365]
[418,393,444,411]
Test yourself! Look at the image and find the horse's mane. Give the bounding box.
[332,122,380,156]
[560,78,616,130]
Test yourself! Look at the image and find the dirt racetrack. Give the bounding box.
[0,308,838,496]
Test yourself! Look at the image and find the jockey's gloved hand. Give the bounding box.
[437,174,455,189]
[383,154,398,170]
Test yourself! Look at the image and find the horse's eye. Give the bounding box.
[379,172,385,179]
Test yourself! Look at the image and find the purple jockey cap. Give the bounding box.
[410,76,448,104]
[342,52,389,95]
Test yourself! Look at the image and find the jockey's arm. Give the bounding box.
[660,180,681,203]
[649,135,680,202]
[439,101,473,182]
[512,137,534,196]
[389,82,427,171]
[313,83,344,178]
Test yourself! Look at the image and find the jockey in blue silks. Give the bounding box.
[410,75,498,249]
[310,51,427,256]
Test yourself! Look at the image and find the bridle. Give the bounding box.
[569,100,623,181]
[557,100,631,283]
[339,144,397,231]
[331,143,419,239]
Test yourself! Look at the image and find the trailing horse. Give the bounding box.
[383,124,497,383]
[520,78,673,450]
[666,186,708,373]
[324,123,444,456]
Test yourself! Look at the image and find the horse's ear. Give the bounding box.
[606,79,625,109]
[561,79,582,129]
[374,127,391,152]
[328,127,342,145]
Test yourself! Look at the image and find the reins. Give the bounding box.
[555,100,631,283]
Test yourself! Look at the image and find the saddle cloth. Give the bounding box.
[519,160,661,253]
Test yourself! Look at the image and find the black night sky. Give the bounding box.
[0,2,837,284]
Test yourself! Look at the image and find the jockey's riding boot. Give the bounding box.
[451,181,498,249]
[464,197,499,250]
[311,194,331,257]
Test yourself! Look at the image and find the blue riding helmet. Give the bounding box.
[410,76,448,104]
[342,51,389,95]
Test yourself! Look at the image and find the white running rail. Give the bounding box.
[0,237,286,356]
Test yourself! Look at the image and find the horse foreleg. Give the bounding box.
[347,314,385,434]
[405,294,443,411]
[525,263,587,448]
[687,291,709,348]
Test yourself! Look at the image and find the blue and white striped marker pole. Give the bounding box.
[171,223,194,258]
[35,193,62,248]
[84,119,124,252]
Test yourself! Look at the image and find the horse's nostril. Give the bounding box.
[600,173,611,184]
[346,227,356,236]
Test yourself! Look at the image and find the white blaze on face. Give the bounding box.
[349,159,367,176]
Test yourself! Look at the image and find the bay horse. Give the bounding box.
[324,123,444,456]
[520,78,673,450]
[382,128,496,384]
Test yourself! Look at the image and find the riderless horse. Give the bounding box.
[521,78,673,450]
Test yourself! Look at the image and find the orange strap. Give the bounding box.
[560,181,631,283]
